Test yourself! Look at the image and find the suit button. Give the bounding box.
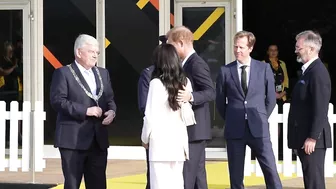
[244,101,247,104]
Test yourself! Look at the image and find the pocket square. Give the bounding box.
[299,80,305,84]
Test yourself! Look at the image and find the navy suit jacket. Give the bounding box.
[137,65,155,114]
[183,53,216,142]
[216,59,276,139]
[50,62,117,150]
[288,58,331,149]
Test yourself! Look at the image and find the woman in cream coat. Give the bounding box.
[141,43,194,189]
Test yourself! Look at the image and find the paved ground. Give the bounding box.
[0,159,335,188]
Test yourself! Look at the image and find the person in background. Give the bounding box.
[263,44,289,109]
[263,44,289,160]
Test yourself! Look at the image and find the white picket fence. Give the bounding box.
[244,103,335,177]
[0,101,46,172]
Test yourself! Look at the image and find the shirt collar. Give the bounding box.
[182,50,195,67]
[75,60,92,73]
[301,56,318,74]
[237,57,251,68]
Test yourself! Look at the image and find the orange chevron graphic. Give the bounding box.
[137,0,174,26]
[44,46,63,69]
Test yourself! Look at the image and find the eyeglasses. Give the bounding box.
[295,47,304,51]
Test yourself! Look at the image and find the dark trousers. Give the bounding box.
[183,140,208,189]
[145,149,150,189]
[227,126,282,189]
[59,139,108,189]
[297,148,326,189]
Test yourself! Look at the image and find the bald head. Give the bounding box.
[166,26,194,60]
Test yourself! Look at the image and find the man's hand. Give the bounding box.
[177,86,192,102]
[275,92,282,99]
[302,138,316,155]
[86,106,103,118]
[102,110,115,125]
[142,142,149,149]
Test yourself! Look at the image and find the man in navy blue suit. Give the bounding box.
[137,35,166,189]
[216,31,282,189]
[167,26,215,189]
[288,30,331,189]
[50,34,117,189]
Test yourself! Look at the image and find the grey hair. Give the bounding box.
[296,30,322,52]
[73,34,99,56]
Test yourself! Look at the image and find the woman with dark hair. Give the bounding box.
[141,43,194,189]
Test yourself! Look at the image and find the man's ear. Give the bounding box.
[179,40,184,48]
[76,49,81,58]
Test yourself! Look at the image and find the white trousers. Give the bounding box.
[150,161,184,189]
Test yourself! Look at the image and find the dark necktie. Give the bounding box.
[241,65,248,95]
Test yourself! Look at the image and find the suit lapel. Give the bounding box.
[92,67,101,95]
[230,61,244,97]
[246,59,257,97]
[71,62,91,94]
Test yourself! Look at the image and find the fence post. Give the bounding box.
[21,101,31,172]
[0,101,6,171]
[9,101,19,172]
[282,103,292,177]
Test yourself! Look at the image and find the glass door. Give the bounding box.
[0,0,30,147]
[175,1,232,159]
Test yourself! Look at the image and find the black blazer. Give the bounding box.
[183,53,216,142]
[50,62,117,150]
[288,58,331,149]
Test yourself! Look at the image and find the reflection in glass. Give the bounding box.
[0,10,23,147]
[182,7,225,147]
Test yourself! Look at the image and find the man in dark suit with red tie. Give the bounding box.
[288,30,331,189]
[50,34,117,189]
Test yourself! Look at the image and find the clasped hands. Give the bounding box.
[86,106,115,125]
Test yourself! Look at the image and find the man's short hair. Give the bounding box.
[296,30,322,52]
[166,26,194,44]
[234,31,256,48]
[73,34,99,56]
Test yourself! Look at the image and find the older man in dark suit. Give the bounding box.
[167,26,216,189]
[216,31,282,189]
[50,34,117,189]
[288,30,331,189]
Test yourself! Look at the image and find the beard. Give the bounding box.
[296,56,302,63]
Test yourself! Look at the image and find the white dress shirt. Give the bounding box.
[301,56,318,75]
[75,61,97,97]
[237,57,251,87]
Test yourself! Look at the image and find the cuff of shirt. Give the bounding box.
[190,92,194,102]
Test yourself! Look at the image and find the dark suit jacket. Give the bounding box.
[288,58,331,149]
[183,53,216,142]
[137,65,154,114]
[216,59,276,139]
[50,62,117,150]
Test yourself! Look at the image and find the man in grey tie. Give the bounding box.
[216,31,282,189]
